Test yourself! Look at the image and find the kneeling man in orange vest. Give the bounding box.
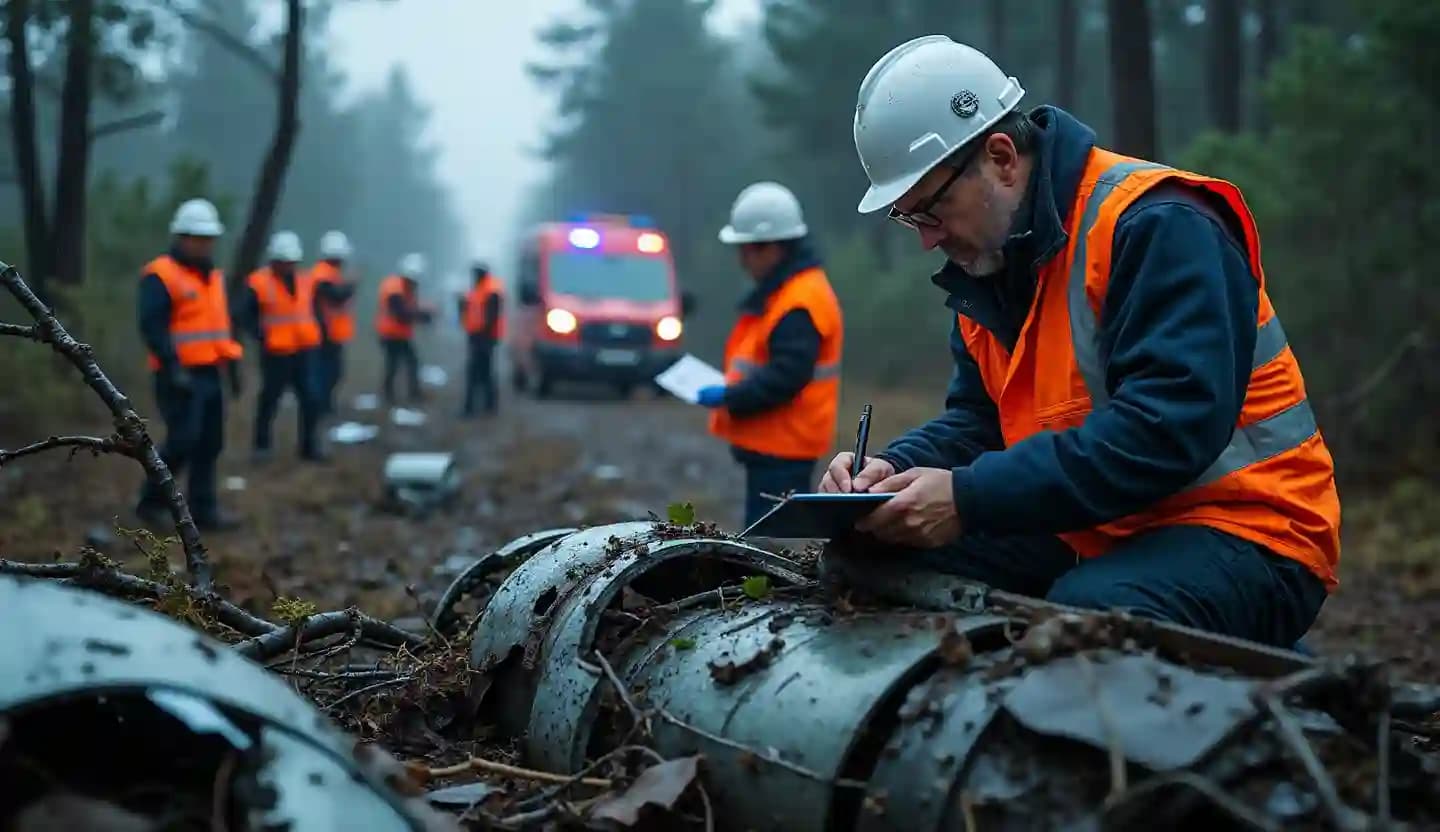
[700,181,845,528]
[819,37,1339,649]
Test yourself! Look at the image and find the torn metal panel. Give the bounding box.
[523,537,810,773]
[430,526,579,634]
[0,576,455,831]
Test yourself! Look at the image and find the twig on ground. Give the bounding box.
[1377,710,1391,825]
[1260,694,1359,831]
[0,434,129,467]
[324,676,413,711]
[233,608,425,660]
[593,650,648,732]
[427,756,613,788]
[0,559,277,636]
[655,707,864,789]
[1078,654,1127,799]
[0,261,213,590]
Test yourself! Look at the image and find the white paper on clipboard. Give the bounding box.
[654,354,727,404]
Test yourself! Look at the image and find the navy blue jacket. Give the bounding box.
[877,106,1259,536]
[721,240,824,418]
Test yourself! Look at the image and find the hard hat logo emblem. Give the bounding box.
[950,90,980,119]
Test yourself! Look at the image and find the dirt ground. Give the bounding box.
[0,345,1435,686]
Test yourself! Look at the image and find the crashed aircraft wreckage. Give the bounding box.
[447,521,1440,832]
[0,576,456,831]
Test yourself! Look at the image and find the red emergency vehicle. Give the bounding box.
[510,214,692,398]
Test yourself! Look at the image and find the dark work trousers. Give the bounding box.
[880,524,1327,648]
[317,341,344,416]
[254,350,321,458]
[463,335,498,416]
[137,365,225,522]
[381,337,420,404]
[739,453,817,528]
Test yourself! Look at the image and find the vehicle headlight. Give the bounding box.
[655,315,683,341]
[546,308,578,334]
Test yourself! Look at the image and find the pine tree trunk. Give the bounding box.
[1055,0,1079,111]
[1106,0,1159,158]
[4,0,51,295]
[1208,0,1243,132]
[51,0,97,286]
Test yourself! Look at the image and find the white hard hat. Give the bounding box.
[169,198,224,236]
[266,230,303,262]
[319,230,352,259]
[718,181,808,244]
[398,252,427,278]
[853,35,1025,214]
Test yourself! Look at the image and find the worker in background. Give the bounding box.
[243,231,325,463]
[376,252,433,405]
[134,198,244,531]
[821,35,1339,648]
[458,261,505,418]
[309,230,358,417]
[697,181,844,528]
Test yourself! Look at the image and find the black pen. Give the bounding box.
[850,404,872,484]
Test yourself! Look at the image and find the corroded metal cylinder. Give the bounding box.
[0,576,455,831]
[461,522,1440,832]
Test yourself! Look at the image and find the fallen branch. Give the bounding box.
[0,261,213,590]
[0,558,276,636]
[0,433,131,467]
[1260,694,1361,831]
[232,608,426,660]
[654,707,866,789]
[427,757,613,788]
[324,676,413,711]
[0,321,42,340]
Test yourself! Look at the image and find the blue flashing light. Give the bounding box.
[568,227,601,249]
[627,214,656,229]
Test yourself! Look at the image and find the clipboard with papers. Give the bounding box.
[741,492,894,539]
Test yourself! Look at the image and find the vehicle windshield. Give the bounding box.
[546,251,671,302]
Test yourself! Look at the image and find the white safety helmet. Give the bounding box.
[319,230,353,260]
[169,198,224,236]
[718,181,808,244]
[398,252,427,279]
[853,35,1025,214]
[266,230,303,262]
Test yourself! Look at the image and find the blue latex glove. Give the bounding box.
[696,385,727,408]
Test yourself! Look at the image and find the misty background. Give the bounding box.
[2,0,1437,490]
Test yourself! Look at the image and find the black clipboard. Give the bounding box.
[741,492,894,539]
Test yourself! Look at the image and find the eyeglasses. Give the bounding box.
[887,144,982,229]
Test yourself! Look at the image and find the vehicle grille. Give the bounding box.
[579,321,651,348]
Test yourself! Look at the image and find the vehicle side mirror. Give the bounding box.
[680,290,697,317]
[519,281,541,306]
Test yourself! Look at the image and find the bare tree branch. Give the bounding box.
[89,109,168,142]
[0,321,43,340]
[0,559,277,637]
[233,608,427,661]
[0,434,132,468]
[164,4,279,84]
[0,261,214,590]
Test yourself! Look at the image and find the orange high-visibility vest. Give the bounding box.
[376,275,415,339]
[309,260,355,344]
[247,266,322,355]
[463,274,506,339]
[710,266,844,460]
[958,147,1340,588]
[143,255,243,371]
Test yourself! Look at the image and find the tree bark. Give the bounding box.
[1207,0,1243,132]
[1106,0,1159,159]
[4,0,51,295]
[228,0,303,295]
[1256,0,1281,79]
[51,0,97,286]
[1055,0,1079,111]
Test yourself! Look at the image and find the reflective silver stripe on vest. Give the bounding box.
[1067,160,1317,488]
[730,357,841,381]
[172,329,233,344]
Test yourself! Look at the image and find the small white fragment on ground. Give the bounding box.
[353,393,379,411]
[329,421,380,444]
[591,464,624,482]
[425,781,498,808]
[224,476,247,491]
[390,407,428,427]
[420,365,448,387]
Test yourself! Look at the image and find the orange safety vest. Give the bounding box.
[463,275,506,339]
[309,260,355,344]
[710,266,844,460]
[376,275,416,340]
[958,147,1340,588]
[143,255,243,371]
[247,266,322,355]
